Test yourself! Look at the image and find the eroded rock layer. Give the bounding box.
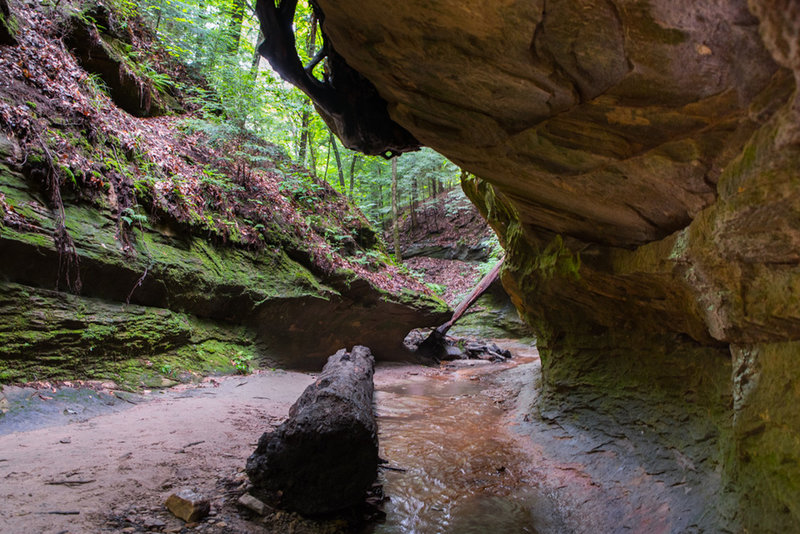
[0,135,448,380]
[313,0,800,531]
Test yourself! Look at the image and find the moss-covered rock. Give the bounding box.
[0,0,18,46]
[0,131,448,381]
[63,6,176,117]
[0,281,256,386]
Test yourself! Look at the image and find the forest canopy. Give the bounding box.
[107,0,461,228]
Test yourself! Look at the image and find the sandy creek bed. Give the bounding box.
[0,342,629,534]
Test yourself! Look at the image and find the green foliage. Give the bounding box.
[230,350,252,375]
[116,0,462,230]
[425,282,447,295]
[120,206,148,226]
[476,234,504,278]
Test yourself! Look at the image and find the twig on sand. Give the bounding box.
[112,392,138,405]
[176,440,205,454]
[46,479,95,487]
[45,511,80,515]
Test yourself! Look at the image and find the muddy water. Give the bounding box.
[371,362,564,534]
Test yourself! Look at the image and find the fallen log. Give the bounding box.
[417,258,504,358]
[246,346,378,515]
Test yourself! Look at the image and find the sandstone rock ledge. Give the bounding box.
[308,1,800,531]
[0,134,449,382]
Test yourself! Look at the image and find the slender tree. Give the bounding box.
[250,29,264,81]
[329,131,346,190]
[348,154,358,199]
[225,0,246,54]
[296,13,317,165]
[391,156,401,260]
[410,174,418,229]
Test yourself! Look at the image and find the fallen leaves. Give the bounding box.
[0,0,432,300]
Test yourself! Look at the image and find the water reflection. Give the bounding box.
[370,369,557,534]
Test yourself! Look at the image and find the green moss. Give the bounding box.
[733,342,800,532]
[392,288,449,316]
[0,282,263,388]
[0,8,18,39]
[507,229,581,283]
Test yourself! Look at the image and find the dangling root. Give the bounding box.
[35,131,82,293]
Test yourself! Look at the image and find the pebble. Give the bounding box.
[142,516,166,529]
[165,489,210,522]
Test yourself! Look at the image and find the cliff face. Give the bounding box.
[0,1,449,386]
[313,0,800,530]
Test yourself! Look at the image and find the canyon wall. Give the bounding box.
[312,0,800,530]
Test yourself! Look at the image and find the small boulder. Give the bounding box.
[442,344,466,360]
[165,489,210,523]
[237,493,271,516]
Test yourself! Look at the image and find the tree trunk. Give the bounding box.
[246,346,378,515]
[225,0,246,54]
[250,29,264,81]
[323,135,332,183]
[417,259,504,358]
[308,131,317,174]
[296,15,317,165]
[348,154,358,199]
[154,0,164,32]
[298,108,310,164]
[410,174,418,229]
[391,156,401,260]
[330,131,346,190]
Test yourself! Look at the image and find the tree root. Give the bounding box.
[254,0,420,158]
[35,132,82,293]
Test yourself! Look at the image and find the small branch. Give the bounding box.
[112,391,138,404]
[45,511,80,515]
[304,42,328,76]
[378,465,407,472]
[46,479,96,487]
[176,440,205,454]
[125,264,149,305]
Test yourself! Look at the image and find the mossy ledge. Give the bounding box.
[0,137,449,385]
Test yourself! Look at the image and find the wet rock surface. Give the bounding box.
[0,344,731,533]
[246,346,379,515]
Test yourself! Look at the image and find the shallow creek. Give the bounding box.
[370,357,564,534]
